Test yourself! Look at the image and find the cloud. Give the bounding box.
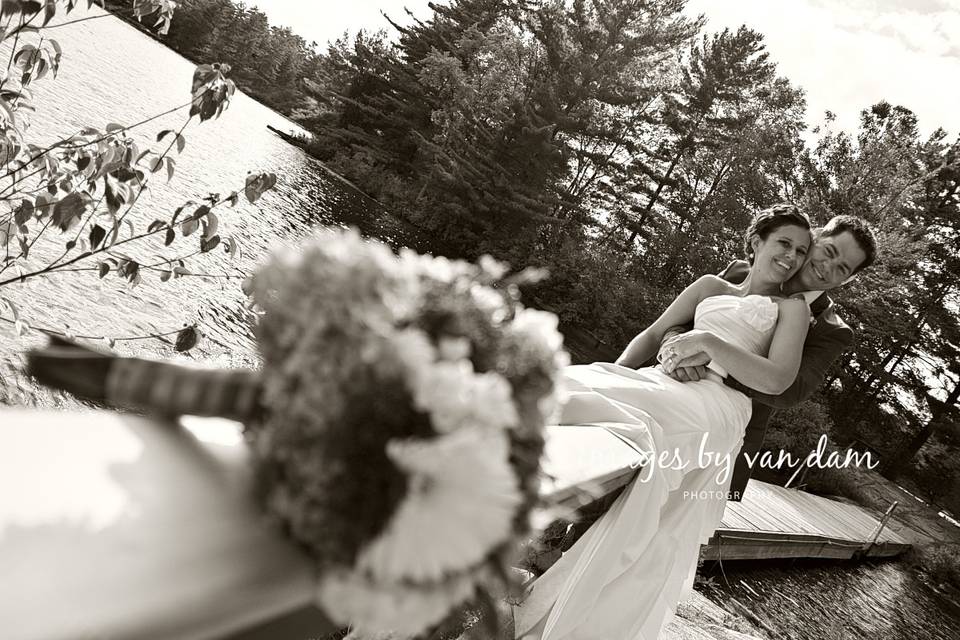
[685,0,960,137]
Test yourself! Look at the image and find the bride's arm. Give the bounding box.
[615,275,727,368]
[666,298,810,394]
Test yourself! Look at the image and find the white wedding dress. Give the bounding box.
[514,294,780,640]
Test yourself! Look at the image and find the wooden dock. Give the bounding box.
[1,410,910,639]
[537,425,912,562]
[703,478,911,560]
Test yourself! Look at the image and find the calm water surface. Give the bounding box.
[698,557,960,639]
[1,7,958,639]
[0,6,414,406]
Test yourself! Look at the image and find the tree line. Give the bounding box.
[106,0,325,116]
[122,0,960,503]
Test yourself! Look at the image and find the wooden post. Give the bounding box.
[784,464,808,490]
[862,501,899,556]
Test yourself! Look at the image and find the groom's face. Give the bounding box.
[792,230,867,291]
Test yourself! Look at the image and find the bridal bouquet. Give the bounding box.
[245,228,568,637]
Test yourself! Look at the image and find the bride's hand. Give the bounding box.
[659,330,716,373]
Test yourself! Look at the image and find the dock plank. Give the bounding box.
[535,428,912,563]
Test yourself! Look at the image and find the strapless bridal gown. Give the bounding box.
[514,294,780,640]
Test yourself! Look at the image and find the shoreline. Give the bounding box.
[101,3,309,135]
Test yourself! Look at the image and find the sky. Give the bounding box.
[251,0,960,138]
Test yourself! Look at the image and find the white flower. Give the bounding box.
[317,568,475,637]
[537,389,564,425]
[358,428,521,583]
[467,371,520,431]
[470,284,508,322]
[412,361,518,433]
[391,328,437,386]
[398,247,472,283]
[437,336,471,361]
[343,630,402,640]
[510,308,564,355]
[478,254,509,280]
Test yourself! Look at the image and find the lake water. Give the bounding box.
[0,5,416,406]
[698,557,960,639]
[1,6,958,639]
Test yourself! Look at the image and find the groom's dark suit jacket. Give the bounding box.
[719,260,853,501]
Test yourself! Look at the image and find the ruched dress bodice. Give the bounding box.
[693,294,779,378]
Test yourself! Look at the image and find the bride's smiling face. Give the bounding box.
[750,224,811,283]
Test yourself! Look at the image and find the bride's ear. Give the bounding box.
[749,234,762,258]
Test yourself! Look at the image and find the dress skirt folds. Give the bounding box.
[513,294,779,639]
[513,362,752,640]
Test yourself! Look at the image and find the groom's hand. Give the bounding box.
[666,352,711,382]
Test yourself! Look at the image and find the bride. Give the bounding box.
[513,204,814,640]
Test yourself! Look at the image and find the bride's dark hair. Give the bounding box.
[744,203,812,264]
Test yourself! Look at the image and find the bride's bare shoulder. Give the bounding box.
[688,274,738,297]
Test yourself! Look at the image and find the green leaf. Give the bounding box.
[34,192,52,218]
[157,129,173,142]
[89,224,106,249]
[200,234,220,253]
[1,296,19,321]
[176,134,186,153]
[175,325,199,353]
[147,219,165,233]
[165,156,175,182]
[65,239,76,252]
[244,172,277,203]
[12,45,37,70]
[104,177,122,216]
[122,261,140,283]
[181,217,199,237]
[42,1,55,27]
[52,192,86,231]
[97,261,110,278]
[164,226,175,246]
[202,211,218,239]
[14,200,32,225]
[191,64,216,94]
[160,270,172,282]
[106,122,125,133]
[171,201,193,225]
[225,236,239,259]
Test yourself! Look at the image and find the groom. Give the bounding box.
[663,213,877,501]
[550,213,877,555]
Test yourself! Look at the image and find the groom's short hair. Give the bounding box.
[819,215,878,274]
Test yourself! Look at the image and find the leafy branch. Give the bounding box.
[0,171,276,287]
[0,0,276,356]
